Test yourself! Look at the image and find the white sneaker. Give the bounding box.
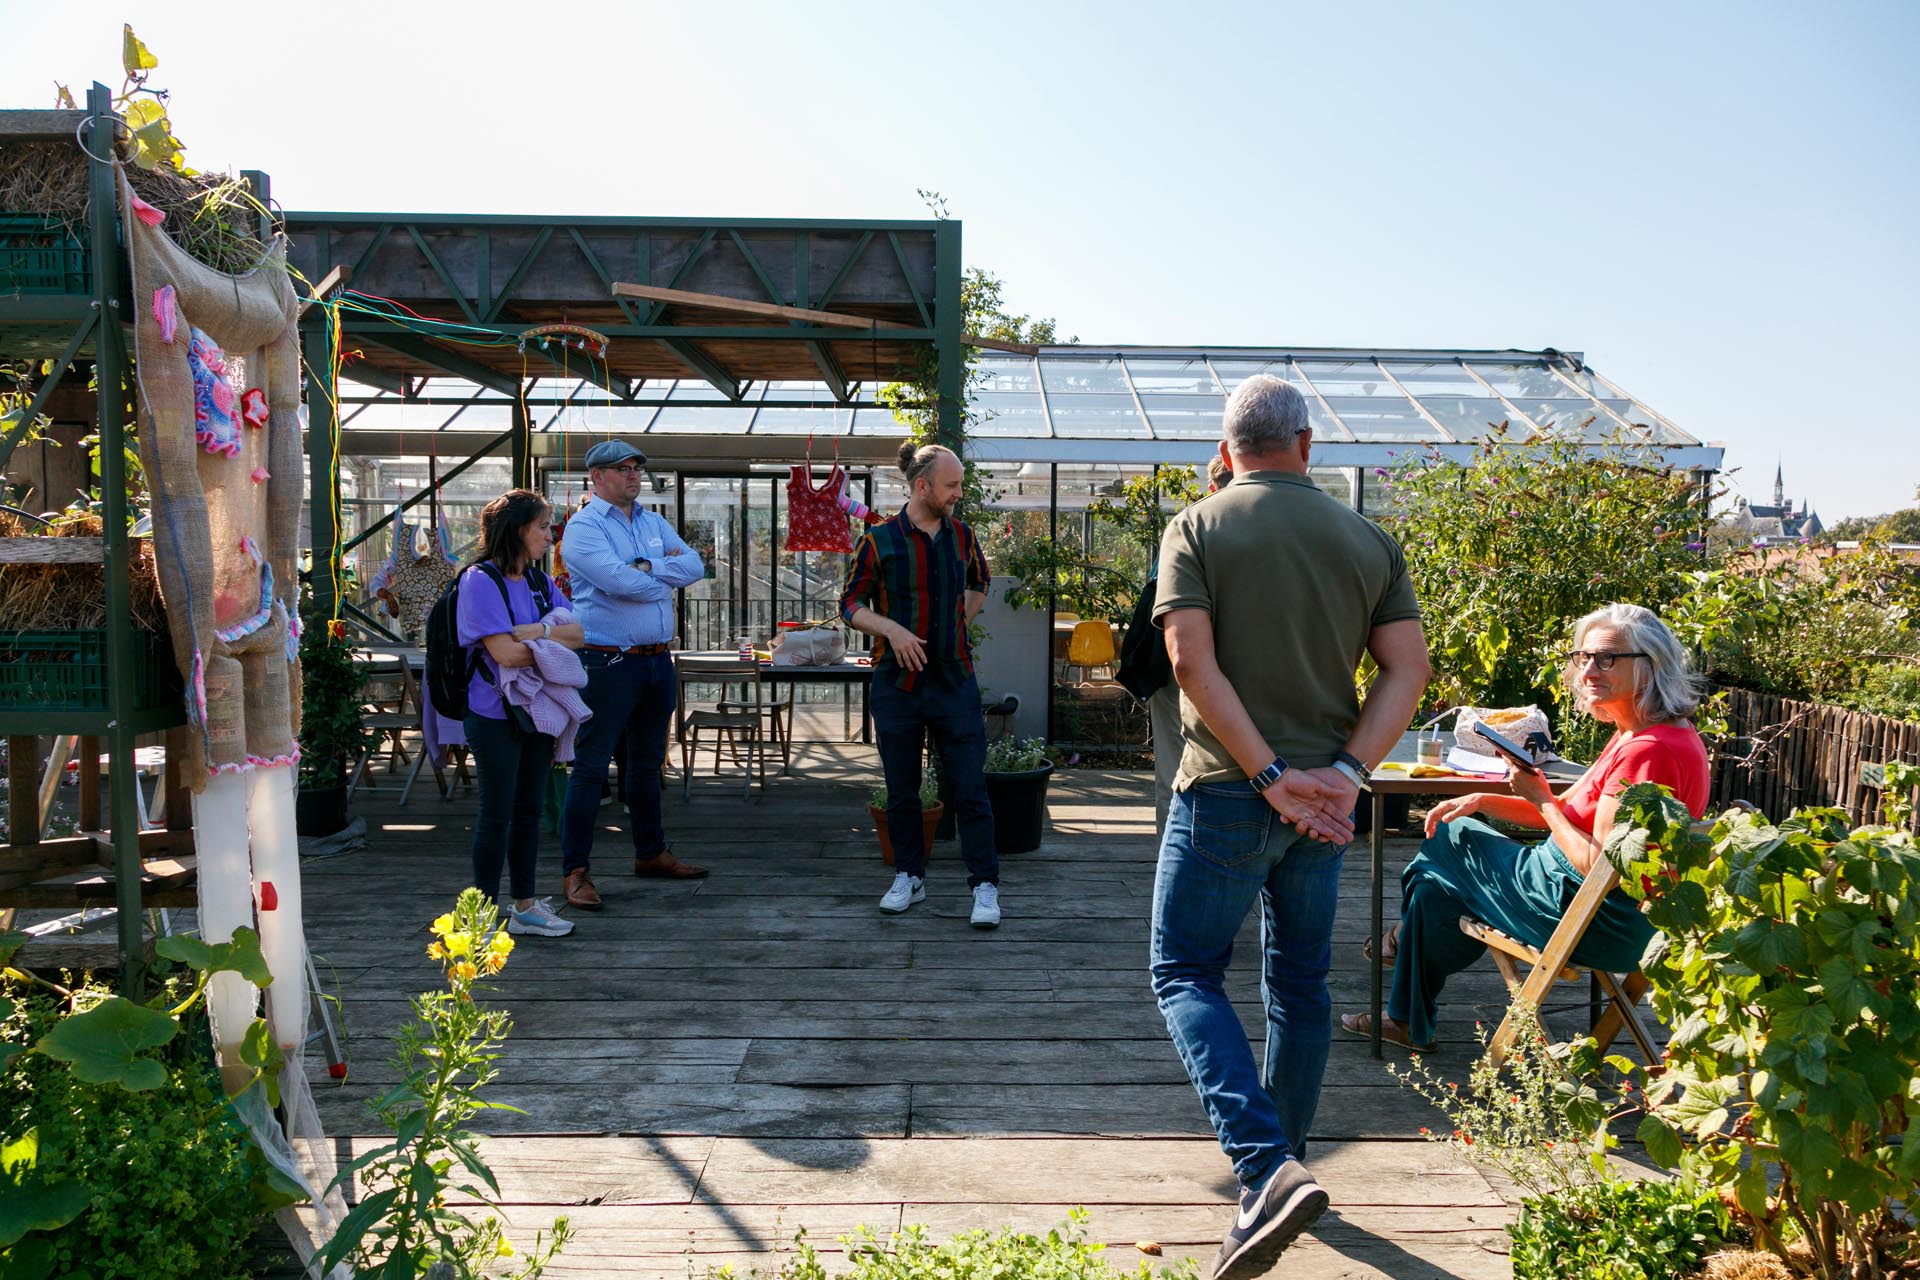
[879,872,925,914]
[970,882,1001,929]
[507,897,575,938]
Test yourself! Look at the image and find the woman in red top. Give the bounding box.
[1342,603,1711,1051]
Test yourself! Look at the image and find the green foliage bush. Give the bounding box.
[1,989,267,1279]
[297,599,378,788]
[1601,787,1920,1277]
[715,1210,1196,1280]
[1508,1176,1736,1280]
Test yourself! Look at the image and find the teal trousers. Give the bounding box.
[1385,817,1654,1047]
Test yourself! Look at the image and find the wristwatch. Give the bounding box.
[1248,756,1290,794]
[633,557,653,573]
[540,622,552,640]
[1333,749,1372,792]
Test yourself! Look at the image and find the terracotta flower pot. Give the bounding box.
[869,800,944,866]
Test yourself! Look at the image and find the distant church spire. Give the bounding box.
[1774,460,1785,509]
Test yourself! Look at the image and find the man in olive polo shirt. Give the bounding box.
[1150,375,1431,1279]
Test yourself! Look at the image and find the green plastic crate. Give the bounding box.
[0,629,181,714]
[0,215,91,296]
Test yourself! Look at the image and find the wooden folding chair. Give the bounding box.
[1480,803,1756,1068]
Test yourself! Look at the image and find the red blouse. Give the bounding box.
[785,464,854,554]
[1558,723,1711,833]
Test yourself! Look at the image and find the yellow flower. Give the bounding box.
[431,913,455,937]
[443,932,472,958]
[453,961,478,982]
[497,1236,517,1258]
[426,941,446,961]
[487,931,514,958]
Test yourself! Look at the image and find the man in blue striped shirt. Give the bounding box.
[841,442,1001,928]
[558,440,709,909]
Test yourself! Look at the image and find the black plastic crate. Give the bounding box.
[0,215,91,296]
[0,629,180,714]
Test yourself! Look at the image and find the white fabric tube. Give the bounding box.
[247,764,306,1051]
[191,771,256,1073]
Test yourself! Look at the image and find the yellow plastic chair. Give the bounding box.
[1066,619,1116,682]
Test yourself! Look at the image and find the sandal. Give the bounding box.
[1360,923,1402,964]
[1340,1011,1435,1054]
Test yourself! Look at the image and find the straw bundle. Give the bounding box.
[0,511,167,631]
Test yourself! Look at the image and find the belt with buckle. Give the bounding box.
[585,642,671,657]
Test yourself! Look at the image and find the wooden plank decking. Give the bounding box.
[293,738,1563,1278]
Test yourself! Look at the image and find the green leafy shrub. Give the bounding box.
[716,1209,1196,1280]
[1601,786,1920,1277]
[870,773,940,809]
[1509,1176,1737,1280]
[0,927,296,1279]
[319,888,571,1277]
[999,468,1202,625]
[297,601,378,788]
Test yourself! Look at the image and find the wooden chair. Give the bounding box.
[1480,803,1757,1068]
[346,651,443,806]
[674,655,765,800]
[720,683,793,774]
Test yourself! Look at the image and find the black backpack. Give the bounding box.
[1115,574,1171,702]
[424,562,554,720]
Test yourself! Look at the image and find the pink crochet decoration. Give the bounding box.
[152,286,178,344]
[241,387,269,428]
[129,193,165,226]
[251,466,271,483]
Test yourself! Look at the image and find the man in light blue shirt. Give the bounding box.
[558,440,708,909]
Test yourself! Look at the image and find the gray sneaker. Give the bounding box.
[969,883,1001,929]
[879,871,925,914]
[507,897,575,938]
[1213,1159,1328,1280]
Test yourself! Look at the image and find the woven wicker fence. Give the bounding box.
[1712,688,1920,834]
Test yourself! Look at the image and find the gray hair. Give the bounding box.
[1564,602,1706,723]
[1223,375,1309,456]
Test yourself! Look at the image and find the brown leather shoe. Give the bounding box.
[563,868,603,910]
[633,850,709,879]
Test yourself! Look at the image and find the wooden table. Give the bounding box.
[1364,732,1585,1058]
[676,651,878,756]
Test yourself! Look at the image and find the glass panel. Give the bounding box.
[1415,396,1517,441]
[677,477,749,652]
[1308,467,1356,508]
[1139,392,1226,438]
[970,390,1051,437]
[1319,396,1444,441]
[1468,362,1579,402]
[1209,358,1293,389]
[751,404,846,435]
[850,407,903,435]
[1383,361,1482,398]
[1296,359,1394,397]
[975,355,1039,392]
[1047,392,1149,439]
[1304,395,1354,441]
[650,400,758,432]
[1513,399,1618,440]
[1123,356,1220,394]
[1039,356,1130,396]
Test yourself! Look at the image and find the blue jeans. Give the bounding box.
[870,673,998,887]
[561,650,676,872]
[1149,783,1345,1189]
[464,713,555,902]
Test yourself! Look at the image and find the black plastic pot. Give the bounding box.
[295,784,350,838]
[984,760,1054,855]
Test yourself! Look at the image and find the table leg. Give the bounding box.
[1370,790,1385,1060]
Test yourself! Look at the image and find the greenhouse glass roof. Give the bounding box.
[335,345,1722,472]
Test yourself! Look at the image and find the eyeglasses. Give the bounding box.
[604,464,643,476]
[1566,650,1648,672]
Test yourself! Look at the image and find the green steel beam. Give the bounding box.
[405,226,481,324]
[340,426,516,554]
[358,332,520,397]
[481,227,553,322]
[806,342,850,402]
[337,360,409,395]
[289,212,944,233]
[303,319,344,620]
[511,399,531,489]
[565,228,643,328]
[0,312,97,474]
[933,218,964,452]
[337,321,934,343]
[658,338,740,400]
[348,224,395,283]
[642,228,718,324]
[86,83,146,993]
[887,232,933,328]
[814,231,875,309]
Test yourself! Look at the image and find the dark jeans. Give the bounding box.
[871,673,998,887]
[464,713,555,903]
[561,650,676,872]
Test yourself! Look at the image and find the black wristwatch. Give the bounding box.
[1248,756,1290,793]
[1334,749,1373,792]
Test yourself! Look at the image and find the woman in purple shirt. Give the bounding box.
[456,489,585,937]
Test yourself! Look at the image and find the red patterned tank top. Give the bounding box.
[785,464,854,553]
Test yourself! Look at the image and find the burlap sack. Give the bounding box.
[773,625,846,666]
[1456,705,1553,762]
[124,172,302,785]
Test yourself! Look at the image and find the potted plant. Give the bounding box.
[296,607,375,837]
[984,735,1055,855]
[868,773,943,867]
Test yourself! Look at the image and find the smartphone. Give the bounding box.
[1473,723,1543,775]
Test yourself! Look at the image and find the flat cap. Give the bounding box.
[583,439,648,468]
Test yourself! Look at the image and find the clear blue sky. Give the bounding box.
[8,1,1916,520]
